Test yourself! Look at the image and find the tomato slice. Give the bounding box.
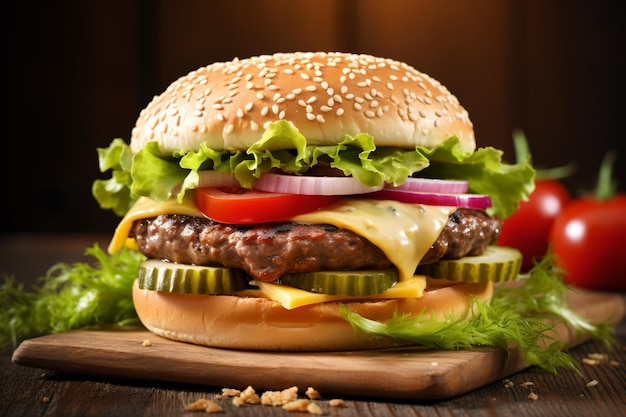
[195,187,342,224]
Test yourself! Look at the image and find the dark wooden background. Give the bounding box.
[1,1,624,234]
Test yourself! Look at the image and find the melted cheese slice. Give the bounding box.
[292,199,454,281]
[238,276,427,309]
[109,195,453,285]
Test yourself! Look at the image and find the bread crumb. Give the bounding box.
[185,385,341,414]
[504,380,515,388]
[261,386,299,406]
[586,380,599,388]
[282,398,311,412]
[142,339,152,347]
[587,353,608,362]
[329,398,346,407]
[239,386,261,404]
[609,360,620,367]
[520,381,534,388]
[307,402,325,415]
[221,388,241,397]
[305,387,322,400]
[186,398,223,413]
[42,396,50,403]
[527,392,539,401]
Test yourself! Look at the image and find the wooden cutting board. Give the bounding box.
[12,290,625,400]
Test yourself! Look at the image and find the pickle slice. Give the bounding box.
[279,269,399,296]
[416,246,522,283]
[137,259,250,294]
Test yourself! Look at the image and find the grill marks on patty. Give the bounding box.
[131,209,502,281]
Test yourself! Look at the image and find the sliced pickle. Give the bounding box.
[137,259,250,294]
[279,269,399,296]
[416,246,522,283]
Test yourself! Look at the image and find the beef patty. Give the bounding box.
[131,208,502,281]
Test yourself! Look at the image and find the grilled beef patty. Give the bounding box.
[131,209,502,281]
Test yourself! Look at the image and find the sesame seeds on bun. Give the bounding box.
[130,52,475,155]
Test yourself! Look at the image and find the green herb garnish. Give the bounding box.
[1,245,145,349]
[341,251,615,375]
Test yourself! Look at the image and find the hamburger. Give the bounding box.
[93,52,534,351]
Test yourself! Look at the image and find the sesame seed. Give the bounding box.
[245,102,254,111]
[320,105,332,112]
[225,124,234,134]
[306,113,315,120]
[306,96,317,104]
[236,108,244,118]
[261,106,269,116]
[305,85,317,92]
[316,115,325,123]
[256,92,264,100]
[250,121,259,131]
[336,108,344,116]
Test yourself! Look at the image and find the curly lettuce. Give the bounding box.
[92,120,534,219]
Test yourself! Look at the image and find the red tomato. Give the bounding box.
[549,194,626,291]
[195,187,341,224]
[498,180,570,272]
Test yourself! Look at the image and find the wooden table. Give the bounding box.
[1,234,625,417]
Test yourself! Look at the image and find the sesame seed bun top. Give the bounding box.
[130,52,475,155]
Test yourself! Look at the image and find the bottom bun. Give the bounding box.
[132,279,493,351]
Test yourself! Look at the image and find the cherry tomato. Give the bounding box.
[195,187,341,224]
[549,194,626,291]
[498,180,570,272]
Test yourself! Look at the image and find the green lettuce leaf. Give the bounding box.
[92,138,135,217]
[93,120,534,219]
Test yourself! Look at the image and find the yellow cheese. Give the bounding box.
[239,275,427,309]
[292,199,454,281]
[108,193,204,254]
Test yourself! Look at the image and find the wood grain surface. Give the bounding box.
[12,289,625,401]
